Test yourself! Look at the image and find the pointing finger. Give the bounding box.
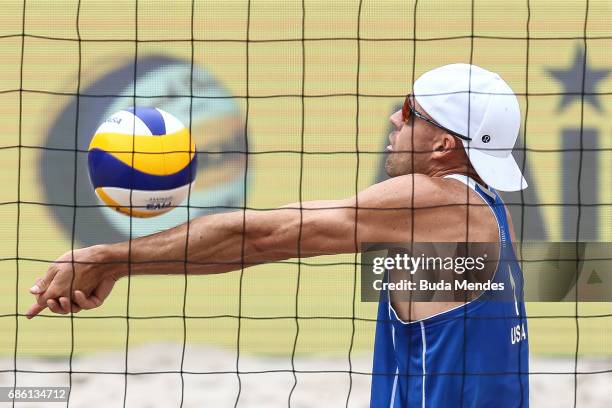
[26,302,47,319]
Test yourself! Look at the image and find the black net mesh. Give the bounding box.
[2,0,611,406]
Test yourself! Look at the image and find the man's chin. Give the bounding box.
[385,159,399,178]
[385,158,412,178]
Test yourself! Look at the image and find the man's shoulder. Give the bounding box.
[384,174,471,207]
[385,174,500,238]
[361,174,499,242]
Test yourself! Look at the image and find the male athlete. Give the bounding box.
[27,64,529,407]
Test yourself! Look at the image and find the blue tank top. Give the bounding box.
[370,175,529,407]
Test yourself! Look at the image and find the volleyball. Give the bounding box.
[87,107,197,218]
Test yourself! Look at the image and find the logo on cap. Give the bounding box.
[481,134,491,143]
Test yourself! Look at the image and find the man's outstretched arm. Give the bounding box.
[27,174,439,317]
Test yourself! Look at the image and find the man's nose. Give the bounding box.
[389,110,403,128]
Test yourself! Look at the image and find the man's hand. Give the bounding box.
[26,246,119,319]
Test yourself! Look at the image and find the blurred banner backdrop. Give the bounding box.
[0,0,610,360]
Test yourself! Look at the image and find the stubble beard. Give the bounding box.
[385,154,412,177]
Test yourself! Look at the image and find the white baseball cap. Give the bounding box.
[413,63,527,191]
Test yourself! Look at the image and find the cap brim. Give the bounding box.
[462,141,528,192]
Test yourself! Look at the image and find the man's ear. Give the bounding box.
[432,134,457,157]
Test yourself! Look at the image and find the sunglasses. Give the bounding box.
[401,95,472,141]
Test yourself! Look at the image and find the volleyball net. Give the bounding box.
[1,0,611,406]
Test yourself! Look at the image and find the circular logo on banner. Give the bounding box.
[40,56,248,246]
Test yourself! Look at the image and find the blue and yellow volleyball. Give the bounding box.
[87,107,197,218]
